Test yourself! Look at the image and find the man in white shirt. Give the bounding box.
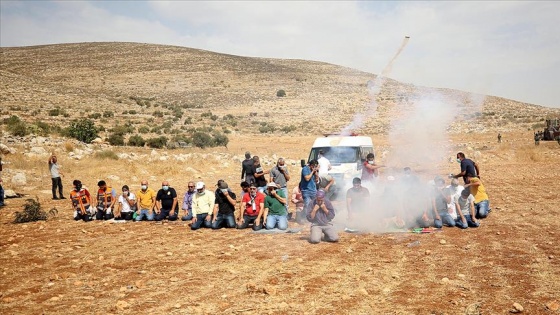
[115,185,137,221]
[317,150,332,177]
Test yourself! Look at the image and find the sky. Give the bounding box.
[1,1,559,108]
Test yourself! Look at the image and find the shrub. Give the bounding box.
[48,108,61,116]
[64,141,75,152]
[94,150,119,160]
[33,120,52,136]
[128,134,146,147]
[137,126,150,133]
[276,89,286,97]
[108,133,125,146]
[88,113,102,119]
[103,111,114,118]
[201,111,213,118]
[191,132,213,148]
[153,110,164,118]
[67,119,98,143]
[146,136,168,149]
[281,125,297,133]
[14,198,57,223]
[9,121,29,137]
[213,132,229,148]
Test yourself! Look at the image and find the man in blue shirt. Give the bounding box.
[453,152,479,184]
[299,159,319,224]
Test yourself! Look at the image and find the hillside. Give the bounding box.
[1,42,558,143]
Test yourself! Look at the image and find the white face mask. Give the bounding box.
[368,160,374,165]
[141,185,147,190]
[197,191,205,195]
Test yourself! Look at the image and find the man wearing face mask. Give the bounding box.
[155,180,178,221]
[135,180,156,221]
[115,185,137,221]
[361,153,385,183]
[211,180,237,229]
[191,182,214,230]
[237,182,265,230]
[452,152,479,185]
[263,182,288,230]
[70,180,92,222]
[307,190,338,244]
[181,181,196,221]
[95,180,116,220]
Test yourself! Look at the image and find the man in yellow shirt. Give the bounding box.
[135,179,156,221]
[465,173,490,219]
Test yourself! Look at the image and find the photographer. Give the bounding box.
[299,159,319,223]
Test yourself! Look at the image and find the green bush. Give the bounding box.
[94,150,119,160]
[8,121,29,137]
[103,111,114,118]
[146,136,168,148]
[128,134,146,147]
[276,89,286,97]
[88,113,102,119]
[29,121,52,136]
[281,125,297,133]
[14,198,57,223]
[67,119,98,143]
[108,133,125,146]
[213,132,229,148]
[48,108,61,116]
[153,110,164,118]
[191,132,213,148]
[138,126,150,133]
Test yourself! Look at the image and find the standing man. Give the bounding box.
[181,181,196,221]
[191,182,214,230]
[212,180,237,229]
[263,182,288,230]
[497,133,502,143]
[252,156,269,193]
[135,180,156,221]
[317,150,331,176]
[361,153,385,184]
[155,180,178,221]
[241,151,255,184]
[0,158,5,207]
[95,180,116,220]
[300,159,319,224]
[48,154,65,200]
[270,158,290,214]
[452,152,479,185]
[237,182,265,231]
[307,190,339,244]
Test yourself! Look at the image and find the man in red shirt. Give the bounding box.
[237,182,265,231]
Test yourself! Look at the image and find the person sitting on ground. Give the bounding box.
[464,173,490,219]
[432,176,454,228]
[48,154,66,200]
[95,180,116,220]
[263,182,288,230]
[346,177,370,221]
[191,182,214,230]
[135,180,156,221]
[317,174,336,200]
[70,180,92,222]
[212,180,237,229]
[453,152,479,185]
[454,188,479,229]
[237,182,265,231]
[361,153,385,184]
[445,178,463,222]
[252,156,269,193]
[291,185,304,223]
[155,180,178,221]
[239,181,250,199]
[307,190,339,244]
[181,181,196,221]
[115,185,136,221]
[241,151,255,185]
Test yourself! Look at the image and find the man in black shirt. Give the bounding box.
[211,180,237,229]
[453,152,479,184]
[155,180,178,221]
[241,152,254,184]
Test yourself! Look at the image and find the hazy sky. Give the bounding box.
[1,1,559,108]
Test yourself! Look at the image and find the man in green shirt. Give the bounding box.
[263,182,288,230]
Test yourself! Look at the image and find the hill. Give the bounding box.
[1,42,559,144]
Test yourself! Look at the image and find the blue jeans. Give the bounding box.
[475,200,489,219]
[0,184,4,206]
[212,213,236,229]
[181,210,193,221]
[135,209,154,221]
[434,212,455,228]
[455,215,480,229]
[257,186,267,194]
[266,214,288,230]
[191,213,212,230]
[155,209,178,221]
[301,190,317,223]
[236,215,264,231]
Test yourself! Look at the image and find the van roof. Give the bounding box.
[312,136,373,148]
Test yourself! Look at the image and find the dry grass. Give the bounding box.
[63,141,74,152]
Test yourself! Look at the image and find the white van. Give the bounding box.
[306,135,375,183]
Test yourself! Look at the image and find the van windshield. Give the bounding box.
[309,147,360,164]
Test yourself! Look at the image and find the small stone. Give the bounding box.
[346,248,353,253]
[546,300,559,311]
[549,256,554,259]
[441,277,450,284]
[511,302,523,313]
[50,296,60,301]
[174,303,181,309]
[440,239,447,245]
[425,250,432,255]
[166,252,173,256]
[457,274,466,279]
[358,288,369,296]
[116,300,129,311]
[74,281,82,286]
[170,277,179,282]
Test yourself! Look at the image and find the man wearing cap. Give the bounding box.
[181,181,196,221]
[263,182,288,230]
[211,180,237,229]
[464,173,490,219]
[191,182,214,230]
[241,151,254,184]
[432,176,455,228]
[155,180,178,221]
[307,191,338,243]
[299,159,319,224]
[270,157,291,215]
[135,180,156,221]
[237,182,265,230]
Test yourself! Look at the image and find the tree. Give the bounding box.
[67,119,98,143]
[212,132,229,148]
[128,134,146,147]
[108,133,125,146]
[191,132,213,148]
[276,89,286,97]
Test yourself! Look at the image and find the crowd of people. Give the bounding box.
[57,150,491,244]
